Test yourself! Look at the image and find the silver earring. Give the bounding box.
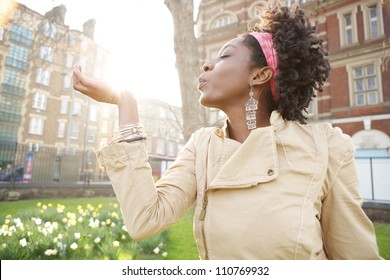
[245,86,258,130]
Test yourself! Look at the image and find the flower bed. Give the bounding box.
[0,201,168,260]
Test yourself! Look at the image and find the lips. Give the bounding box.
[198,77,207,89]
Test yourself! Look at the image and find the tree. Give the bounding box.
[164,0,208,141]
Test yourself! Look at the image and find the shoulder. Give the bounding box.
[314,122,355,161]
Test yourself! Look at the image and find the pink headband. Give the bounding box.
[250,32,280,104]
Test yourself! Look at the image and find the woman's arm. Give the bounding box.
[73,66,198,240]
[321,126,382,259]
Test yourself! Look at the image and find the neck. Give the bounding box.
[225,105,271,143]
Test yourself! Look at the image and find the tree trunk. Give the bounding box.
[164,0,207,141]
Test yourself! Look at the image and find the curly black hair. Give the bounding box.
[243,0,331,124]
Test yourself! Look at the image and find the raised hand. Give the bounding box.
[72,65,117,104]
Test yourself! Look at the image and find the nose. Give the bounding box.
[202,60,213,72]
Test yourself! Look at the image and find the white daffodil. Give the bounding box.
[112,241,119,247]
[19,238,27,247]
[94,237,101,244]
[74,232,81,239]
[153,247,160,254]
[162,252,168,257]
[70,242,78,250]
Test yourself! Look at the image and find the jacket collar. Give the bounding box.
[207,110,283,189]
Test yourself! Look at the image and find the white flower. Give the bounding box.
[162,252,168,257]
[153,247,160,254]
[77,217,83,223]
[70,242,78,250]
[27,231,32,236]
[84,244,90,250]
[44,249,53,256]
[44,249,58,256]
[121,225,127,231]
[57,233,63,239]
[111,222,116,227]
[19,238,27,247]
[158,242,164,247]
[2,243,6,248]
[74,232,81,239]
[94,237,101,244]
[34,218,42,225]
[112,241,119,247]
[121,234,126,240]
[56,242,63,249]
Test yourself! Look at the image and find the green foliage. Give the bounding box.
[0,198,168,260]
[374,223,390,260]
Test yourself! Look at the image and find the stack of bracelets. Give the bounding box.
[111,122,147,144]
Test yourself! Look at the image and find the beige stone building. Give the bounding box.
[0,1,111,182]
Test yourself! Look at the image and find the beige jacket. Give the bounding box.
[96,111,381,260]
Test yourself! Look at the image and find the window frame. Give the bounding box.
[337,6,358,47]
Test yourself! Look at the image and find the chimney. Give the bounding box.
[83,19,96,39]
[44,5,67,25]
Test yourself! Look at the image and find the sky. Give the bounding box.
[16,0,201,106]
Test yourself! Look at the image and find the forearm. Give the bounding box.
[116,90,139,125]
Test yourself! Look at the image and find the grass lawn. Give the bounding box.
[0,197,388,260]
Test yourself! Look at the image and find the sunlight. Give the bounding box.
[0,0,18,25]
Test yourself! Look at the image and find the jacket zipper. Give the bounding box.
[199,190,209,259]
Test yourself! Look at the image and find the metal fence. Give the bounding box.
[1,142,389,201]
[0,142,101,185]
[355,157,390,202]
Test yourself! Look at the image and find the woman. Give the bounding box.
[73,1,381,259]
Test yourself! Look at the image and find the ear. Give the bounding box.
[250,66,273,86]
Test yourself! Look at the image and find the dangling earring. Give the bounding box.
[245,86,258,130]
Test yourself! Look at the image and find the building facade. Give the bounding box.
[0,1,111,182]
[138,98,185,181]
[195,0,390,156]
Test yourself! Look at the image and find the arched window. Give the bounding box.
[210,14,236,29]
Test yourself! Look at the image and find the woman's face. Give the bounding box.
[198,37,253,109]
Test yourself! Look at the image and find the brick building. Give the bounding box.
[195,0,390,157]
[0,1,111,182]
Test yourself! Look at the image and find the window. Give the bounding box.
[0,27,4,41]
[101,121,108,133]
[89,106,98,122]
[35,68,51,86]
[10,24,32,46]
[362,2,384,40]
[156,138,165,155]
[0,96,21,114]
[70,124,79,140]
[69,33,77,46]
[6,43,29,70]
[72,101,82,116]
[158,122,165,135]
[29,117,45,135]
[33,92,47,110]
[210,14,236,29]
[43,22,57,39]
[0,125,18,142]
[81,39,88,50]
[39,45,53,62]
[60,98,68,114]
[66,54,74,68]
[79,57,87,70]
[4,69,25,87]
[337,8,358,47]
[168,142,176,157]
[63,74,71,89]
[351,64,379,106]
[57,121,66,138]
[345,14,353,45]
[306,99,317,117]
[87,128,96,143]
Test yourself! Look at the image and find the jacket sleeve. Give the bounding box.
[321,125,382,259]
[96,131,199,240]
